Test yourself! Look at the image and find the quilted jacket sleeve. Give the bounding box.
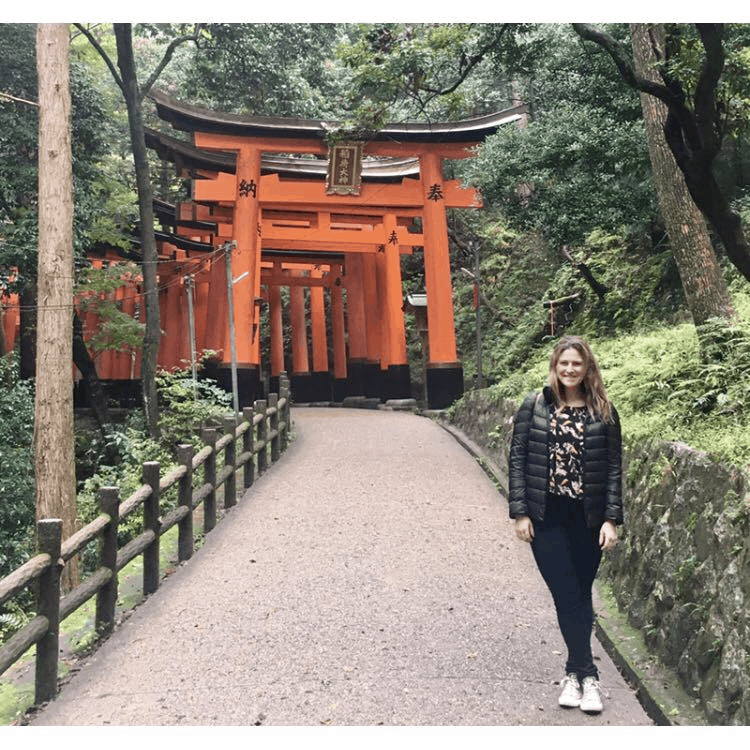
[508,392,537,519]
[605,404,624,525]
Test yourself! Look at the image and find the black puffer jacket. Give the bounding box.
[508,386,623,529]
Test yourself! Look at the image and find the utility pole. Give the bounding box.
[223,241,240,418]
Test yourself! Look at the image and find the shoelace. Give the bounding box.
[583,678,610,699]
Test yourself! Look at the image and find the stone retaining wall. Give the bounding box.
[445,390,750,725]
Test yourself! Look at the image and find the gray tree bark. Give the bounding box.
[34,23,77,581]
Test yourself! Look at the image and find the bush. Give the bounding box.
[155,366,232,450]
[76,367,233,563]
[0,367,35,580]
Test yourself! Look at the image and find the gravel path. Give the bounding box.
[30,407,652,726]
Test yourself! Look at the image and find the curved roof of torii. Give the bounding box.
[149,89,529,144]
[144,126,421,181]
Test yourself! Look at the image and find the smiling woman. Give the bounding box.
[508,335,623,714]
[555,347,586,402]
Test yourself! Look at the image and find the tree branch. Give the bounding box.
[573,23,708,174]
[140,24,205,99]
[420,25,510,97]
[571,23,676,106]
[73,23,124,95]
[693,23,725,158]
[561,246,609,298]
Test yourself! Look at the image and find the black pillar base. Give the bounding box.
[362,361,382,399]
[290,372,332,403]
[309,371,333,402]
[426,364,464,410]
[332,378,348,403]
[381,364,411,401]
[347,359,381,399]
[74,379,142,409]
[204,363,263,408]
[290,373,312,403]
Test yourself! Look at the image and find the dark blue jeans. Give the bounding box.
[530,494,602,681]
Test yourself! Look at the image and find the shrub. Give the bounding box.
[76,367,233,563]
[0,367,35,580]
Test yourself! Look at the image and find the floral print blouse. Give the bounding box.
[548,405,587,499]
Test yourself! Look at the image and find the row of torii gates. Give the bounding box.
[5,92,526,409]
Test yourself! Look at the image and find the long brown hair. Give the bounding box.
[547,335,613,422]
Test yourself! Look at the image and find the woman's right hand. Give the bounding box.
[514,515,534,543]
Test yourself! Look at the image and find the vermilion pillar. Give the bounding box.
[362,252,382,398]
[228,145,262,404]
[330,266,347,401]
[201,245,230,387]
[344,253,369,397]
[158,266,182,371]
[1,295,19,355]
[115,282,135,380]
[309,267,332,402]
[289,273,311,400]
[193,272,210,357]
[420,151,464,408]
[268,280,284,382]
[381,213,410,400]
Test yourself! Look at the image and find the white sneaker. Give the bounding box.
[580,676,603,713]
[558,673,582,707]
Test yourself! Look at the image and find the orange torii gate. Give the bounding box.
[148,92,526,408]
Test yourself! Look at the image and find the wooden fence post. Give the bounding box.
[143,462,161,596]
[35,518,62,705]
[255,399,268,475]
[96,487,120,636]
[177,444,194,562]
[223,416,237,509]
[202,428,218,532]
[242,406,255,489]
[268,392,280,463]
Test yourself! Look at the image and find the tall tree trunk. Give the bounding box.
[114,24,160,437]
[35,23,77,585]
[631,23,736,329]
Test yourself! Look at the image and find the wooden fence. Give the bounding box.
[0,375,291,706]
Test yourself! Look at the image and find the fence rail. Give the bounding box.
[0,376,291,706]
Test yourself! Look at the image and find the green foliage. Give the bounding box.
[75,411,176,557]
[0,364,35,580]
[474,108,655,247]
[181,23,350,120]
[154,364,232,450]
[0,23,115,294]
[336,23,534,126]
[478,285,750,469]
[452,213,684,386]
[470,24,655,249]
[76,365,232,560]
[665,23,750,139]
[75,264,145,355]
